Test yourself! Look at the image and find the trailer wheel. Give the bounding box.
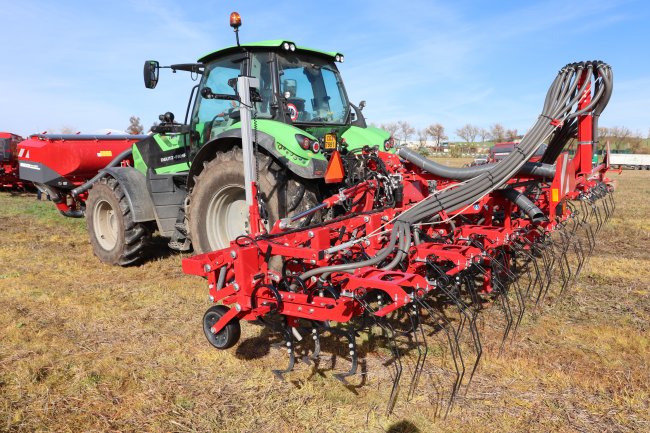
[86,177,149,266]
[188,147,318,254]
[203,305,241,349]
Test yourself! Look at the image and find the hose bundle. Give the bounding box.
[298,61,612,280]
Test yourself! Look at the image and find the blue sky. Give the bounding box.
[1,0,649,139]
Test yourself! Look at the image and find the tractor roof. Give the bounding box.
[198,40,344,63]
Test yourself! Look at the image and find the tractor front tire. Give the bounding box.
[86,177,150,266]
[188,147,318,254]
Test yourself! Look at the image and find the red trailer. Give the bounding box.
[0,132,25,188]
[18,133,146,216]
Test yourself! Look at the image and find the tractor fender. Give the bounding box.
[98,167,156,223]
[187,129,327,190]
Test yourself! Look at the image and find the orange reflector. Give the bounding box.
[551,188,559,203]
[325,150,344,184]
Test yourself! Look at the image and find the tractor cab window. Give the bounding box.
[250,52,274,118]
[194,54,246,141]
[277,53,349,124]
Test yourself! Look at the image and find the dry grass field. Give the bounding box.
[1,168,648,433]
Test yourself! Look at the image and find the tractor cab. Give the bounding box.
[190,41,357,153]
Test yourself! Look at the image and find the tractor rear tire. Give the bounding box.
[188,147,318,254]
[203,305,241,349]
[86,177,150,266]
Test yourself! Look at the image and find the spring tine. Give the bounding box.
[416,297,463,409]
[556,235,572,297]
[593,201,604,232]
[378,319,402,416]
[537,240,553,304]
[311,326,321,360]
[517,236,544,303]
[272,321,296,381]
[459,274,483,385]
[516,239,541,301]
[510,274,527,339]
[407,304,428,400]
[354,295,401,414]
[494,274,514,353]
[332,328,359,384]
[441,274,482,386]
[600,197,608,221]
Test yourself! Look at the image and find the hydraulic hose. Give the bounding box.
[71,148,133,197]
[398,147,556,179]
[297,61,612,280]
[499,188,546,222]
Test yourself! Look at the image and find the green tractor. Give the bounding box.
[84,16,394,266]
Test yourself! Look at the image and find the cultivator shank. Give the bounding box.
[183,61,615,412]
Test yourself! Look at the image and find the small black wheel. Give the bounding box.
[202,305,241,349]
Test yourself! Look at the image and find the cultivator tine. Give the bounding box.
[415,296,463,414]
[535,236,555,305]
[515,233,545,305]
[609,188,616,214]
[331,327,359,385]
[579,199,597,255]
[600,191,612,222]
[310,325,322,361]
[272,320,296,381]
[458,273,483,384]
[354,296,402,414]
[406,305,428,401]
[428,259,484,390]
[512,236,542,301]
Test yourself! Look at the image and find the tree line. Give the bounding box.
[376,121,521,146]
[375,121,650,154]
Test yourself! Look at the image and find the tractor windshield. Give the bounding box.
[277,53,349,124]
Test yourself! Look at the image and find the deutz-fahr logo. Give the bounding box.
[160,152,186,163]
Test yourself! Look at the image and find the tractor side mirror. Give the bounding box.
[143,60,160,89]
[359,100,366,111]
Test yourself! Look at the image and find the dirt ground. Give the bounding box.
[1,169,648,433]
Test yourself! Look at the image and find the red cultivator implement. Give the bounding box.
[183,61,614,413]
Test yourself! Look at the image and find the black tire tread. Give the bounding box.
[86,177,150,266]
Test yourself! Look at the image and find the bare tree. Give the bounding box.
[490,123,506,143]
[455,124,479,145]
[417,128,429,146]
[380,122,399,139]
[478,127,490,143]
[397,120,416,143]
[425,123,447,147]
[608,126,632,151]
[505,129,519,141]
[127,116,144,135]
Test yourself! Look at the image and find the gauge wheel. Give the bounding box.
[203,305,241,349]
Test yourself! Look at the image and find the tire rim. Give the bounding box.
[205,184,248,250]
[204,310,227,347]
[93,199,118,251]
